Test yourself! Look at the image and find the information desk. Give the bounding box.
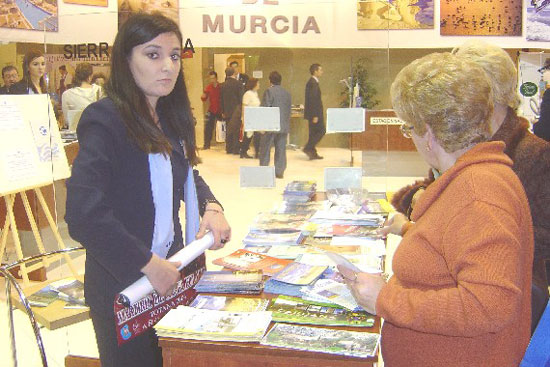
[159,316,380,367]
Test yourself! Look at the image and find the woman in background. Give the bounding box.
[239,77,261,158]
[66,13,231,367]
[62,63,105,130]
[341,52,533,366]
[10,50,46,94]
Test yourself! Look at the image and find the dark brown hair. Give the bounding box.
[106,12,198,164]
[269,71,281,85]
[245,77,259,91]
[73,63,93,87]
[22,50,46,94]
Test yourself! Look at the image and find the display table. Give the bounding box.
[159,318,380,367]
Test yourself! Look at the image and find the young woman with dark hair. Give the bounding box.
[10,50,46,94]
[66,13,231,367]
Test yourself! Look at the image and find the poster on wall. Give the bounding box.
[118,0,179,28]
[440,0,522,36]
[357,0,434,30]
[63,0,108,6]
[0,0,58,31]
[526,0,550,41]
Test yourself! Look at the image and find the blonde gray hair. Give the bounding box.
[452,40,520,109]
[391,52,493,153]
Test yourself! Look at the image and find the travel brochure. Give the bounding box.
[267,295,375,327]
[301,278,361,311]
[188,182,386,351]
[261,323,380,358]
[155,306,272,343]
[242,230,304,246]
[271,262,327,286]
[189,295,269,312]
[194,270,264,294]
[26,277,87,308]
[212,249,292,276]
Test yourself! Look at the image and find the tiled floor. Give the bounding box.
[0,144,425,367]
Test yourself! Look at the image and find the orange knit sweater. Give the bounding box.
[377,142,533,367]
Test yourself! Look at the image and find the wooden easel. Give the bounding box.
[0,94,76,284]
[0,186,78,285]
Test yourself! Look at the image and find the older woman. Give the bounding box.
[389,40,550,334]
[340,52,533,366]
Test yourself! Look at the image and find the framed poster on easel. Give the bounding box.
[0,95,76,283]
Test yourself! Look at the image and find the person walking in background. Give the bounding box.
[240,77,261,159]
[220,67,244,154]
[259,71,291,179]
[57,65,71,103]
[0,65,19,94]
[303,63,324,160]
[230,60,249,87]
[200,70,221,149]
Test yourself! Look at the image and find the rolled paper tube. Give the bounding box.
[118,232,214,306]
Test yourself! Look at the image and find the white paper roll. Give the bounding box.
[118,232,214,306]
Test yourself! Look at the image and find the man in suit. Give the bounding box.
[220,67,244,154]
[303,63,324,160]
[0,65,19,94]
[259,71,291,179]
[230,60,249,87]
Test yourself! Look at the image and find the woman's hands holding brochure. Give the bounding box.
[338,265,386,315]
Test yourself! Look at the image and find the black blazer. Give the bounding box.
[220,77,244,119]
[65,97,218,313]
[237,73,249,87]
[304,77,323,121]
[8,80,32,94]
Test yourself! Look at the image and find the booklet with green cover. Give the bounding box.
[261,323,380,358]
[267,295,374,327]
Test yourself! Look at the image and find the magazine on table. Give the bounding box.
[271,262,327,285]
[49,278,86,306]
[212,249,292,276]
[194,270,264,294]
[329,237,386,257]
[297,253,383,274]
[301,278,360,311]
[267,295,375,327]
[272,200,327,215]
[189,295,269,312]
[261,323,380,358]
[155,306,272,342]
[264,268,342,297]
[26,286,59,307]
[332,224,384,239]
[242,230,304,246]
